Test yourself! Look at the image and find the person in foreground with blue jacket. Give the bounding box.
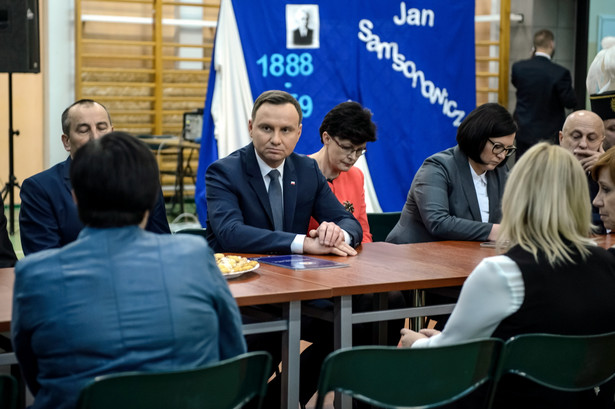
[12,131,246,409]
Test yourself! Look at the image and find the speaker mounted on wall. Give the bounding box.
[0,0,40,73]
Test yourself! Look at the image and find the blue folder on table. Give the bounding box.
[251,255,348,270]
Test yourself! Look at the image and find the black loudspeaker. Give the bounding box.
[0,0,40,73]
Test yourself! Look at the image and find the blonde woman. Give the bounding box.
[401,143,615,409]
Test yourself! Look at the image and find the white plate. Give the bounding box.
[223,262,260,280]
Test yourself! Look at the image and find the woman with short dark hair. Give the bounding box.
[387,102,517,244]
[308,101,377,242]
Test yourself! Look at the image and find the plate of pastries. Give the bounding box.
[215,254,259,279]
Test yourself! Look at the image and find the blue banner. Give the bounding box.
[196,0,475,223]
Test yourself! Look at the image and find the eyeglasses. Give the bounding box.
[488,139,516,157]
[331,137,367,157]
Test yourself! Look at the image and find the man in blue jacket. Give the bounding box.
[19,99,170,255]
[205,90,362,255]
[205,90,362,407]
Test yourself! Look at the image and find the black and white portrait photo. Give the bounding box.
[286,4,320,49]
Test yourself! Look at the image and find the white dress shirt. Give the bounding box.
[469,162,490,223]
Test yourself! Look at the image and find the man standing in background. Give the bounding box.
[512,29,577,158]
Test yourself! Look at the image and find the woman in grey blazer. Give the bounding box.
[387,103,517,244]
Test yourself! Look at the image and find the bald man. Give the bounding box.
[19,99,171,255]
[559,110,606,232]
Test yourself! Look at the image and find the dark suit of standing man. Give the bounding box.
[512,29,577,158]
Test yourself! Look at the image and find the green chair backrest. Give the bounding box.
[491,331,615,395]
[0,374,17,409]
[174,227,207,238]
[366,212,401,242]
[77,351,272,409]
[314,339,503,409]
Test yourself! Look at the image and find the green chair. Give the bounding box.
[489,331,615,407]
[366,212,401,242]
[174,227,207,238]
[77,351,272,409]
[314,339,502,409]
[0,374,17,409]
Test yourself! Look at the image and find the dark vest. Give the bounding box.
[490,245,615,409]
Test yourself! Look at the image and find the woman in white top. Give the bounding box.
[401,142,615,409]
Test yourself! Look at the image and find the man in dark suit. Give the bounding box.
[205,90,362,255]
[19,99,170,255]
[205,90,361,408]
[512,29,577,158]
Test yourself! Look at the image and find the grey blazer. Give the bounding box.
[386,146,508,244]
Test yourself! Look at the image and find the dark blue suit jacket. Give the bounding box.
[19,157,171,255]
[205,143,362,253]
[512,55,577,146]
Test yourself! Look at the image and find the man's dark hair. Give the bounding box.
[533,29,554,49]
[61,99,112,136]
[71,131,159,227]
[318,101,377,145]
[251,90,303,124]
[456,103,518,166]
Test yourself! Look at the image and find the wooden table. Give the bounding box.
[0,268,12,333]
[233,241,494,408]
[2,236,613,408]
[0,268,15,366]
[232,237,615,408]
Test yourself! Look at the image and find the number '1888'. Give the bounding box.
[256,53,314,77]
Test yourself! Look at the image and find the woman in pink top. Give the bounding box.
[309,101,377,243]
